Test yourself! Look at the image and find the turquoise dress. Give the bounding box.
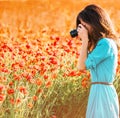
[85,38,119,118]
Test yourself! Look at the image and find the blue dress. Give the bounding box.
[85,38,119,118]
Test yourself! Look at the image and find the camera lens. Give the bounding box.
[70,29,78,38]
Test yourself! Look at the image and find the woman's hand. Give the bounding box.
[77,24,89,43]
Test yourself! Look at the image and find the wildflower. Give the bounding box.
[26,74,33,82]
[9,81,14,86]
[0,94,5,102]
[68,71,76,76]
[46,81,52,88]
[81,81,88,88]
[51,73,57,79]
[49,57,58,65]
[50,60,58,65]
[16,98,21,104]
[44,75,48,80]
[28,103,33,109]
[67,40,73,47]
[32,95,38,101]
[7,88,14,95]
[18,61,25,68]
[35,79,42,86]
[10,98,15,104]
[0,84,4,93]
[41,56,46,61]
[81,77,89,88]
[26,43,31,49]
[14,74,21,81]
[0,68,9,73]
[118,61,120,65]
[37,88,43,93]
[19,86,27,94]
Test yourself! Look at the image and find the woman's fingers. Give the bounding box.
[77,24,89,41]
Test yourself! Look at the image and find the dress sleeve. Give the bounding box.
[85,38,111,69]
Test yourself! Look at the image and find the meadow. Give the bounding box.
[0,0,120,118]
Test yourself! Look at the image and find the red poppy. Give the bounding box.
[67,40,73,46]
[0,94,5,102]
[46,81,52,88]
[37,88,43,93]
[14,74,21,81]
[19,86,27,94]
[28,103,33,109]
[44,75,48,80]
[32,95,38,101]
[26,43,31,49]
[35,79,42,86]
[10,98,15,104]
[40,69,46,76]
[118,60,120,65]
[16,98,21,104]
[0,68,9,73]
[81,77,89,88]
[41,56,46,61]
[50,60,58,65]
[68,71,76,76]
[51,73,57,79]
[0,53,4,58]
[26,74,33,82]
[18,61,25,68]
[0,84,4,93]
[7,88,15,95]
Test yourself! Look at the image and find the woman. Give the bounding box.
[76,4,119,118]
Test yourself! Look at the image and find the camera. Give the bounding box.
[70,29,78,38]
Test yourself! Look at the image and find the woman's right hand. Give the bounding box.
[77,24,89,43]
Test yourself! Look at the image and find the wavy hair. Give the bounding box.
[76,4,119,51]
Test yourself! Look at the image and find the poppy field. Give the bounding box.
[0,0,120,118]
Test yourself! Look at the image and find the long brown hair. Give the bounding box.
[76,4,119,51]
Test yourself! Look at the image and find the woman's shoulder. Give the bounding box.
[97,38,118,53]
[97,38,111,45]
[97,38,117,47]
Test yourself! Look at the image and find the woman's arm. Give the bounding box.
[77,24,89,70]
[78,41,89,70]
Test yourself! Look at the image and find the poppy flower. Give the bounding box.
[0,84,4,93]
[46,81,52,88]
[35,79,42,86]
[44,75,48,80]
[16,98,21,104]
[32,95,38,101]
[28,103,33,109]
[19,86,27,94]
[10,98,15,105]
[7,88,15,95]
[0,94,5,102]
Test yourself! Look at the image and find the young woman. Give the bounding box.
[76,4,119,118]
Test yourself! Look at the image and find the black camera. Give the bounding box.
[70,29,78,38]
